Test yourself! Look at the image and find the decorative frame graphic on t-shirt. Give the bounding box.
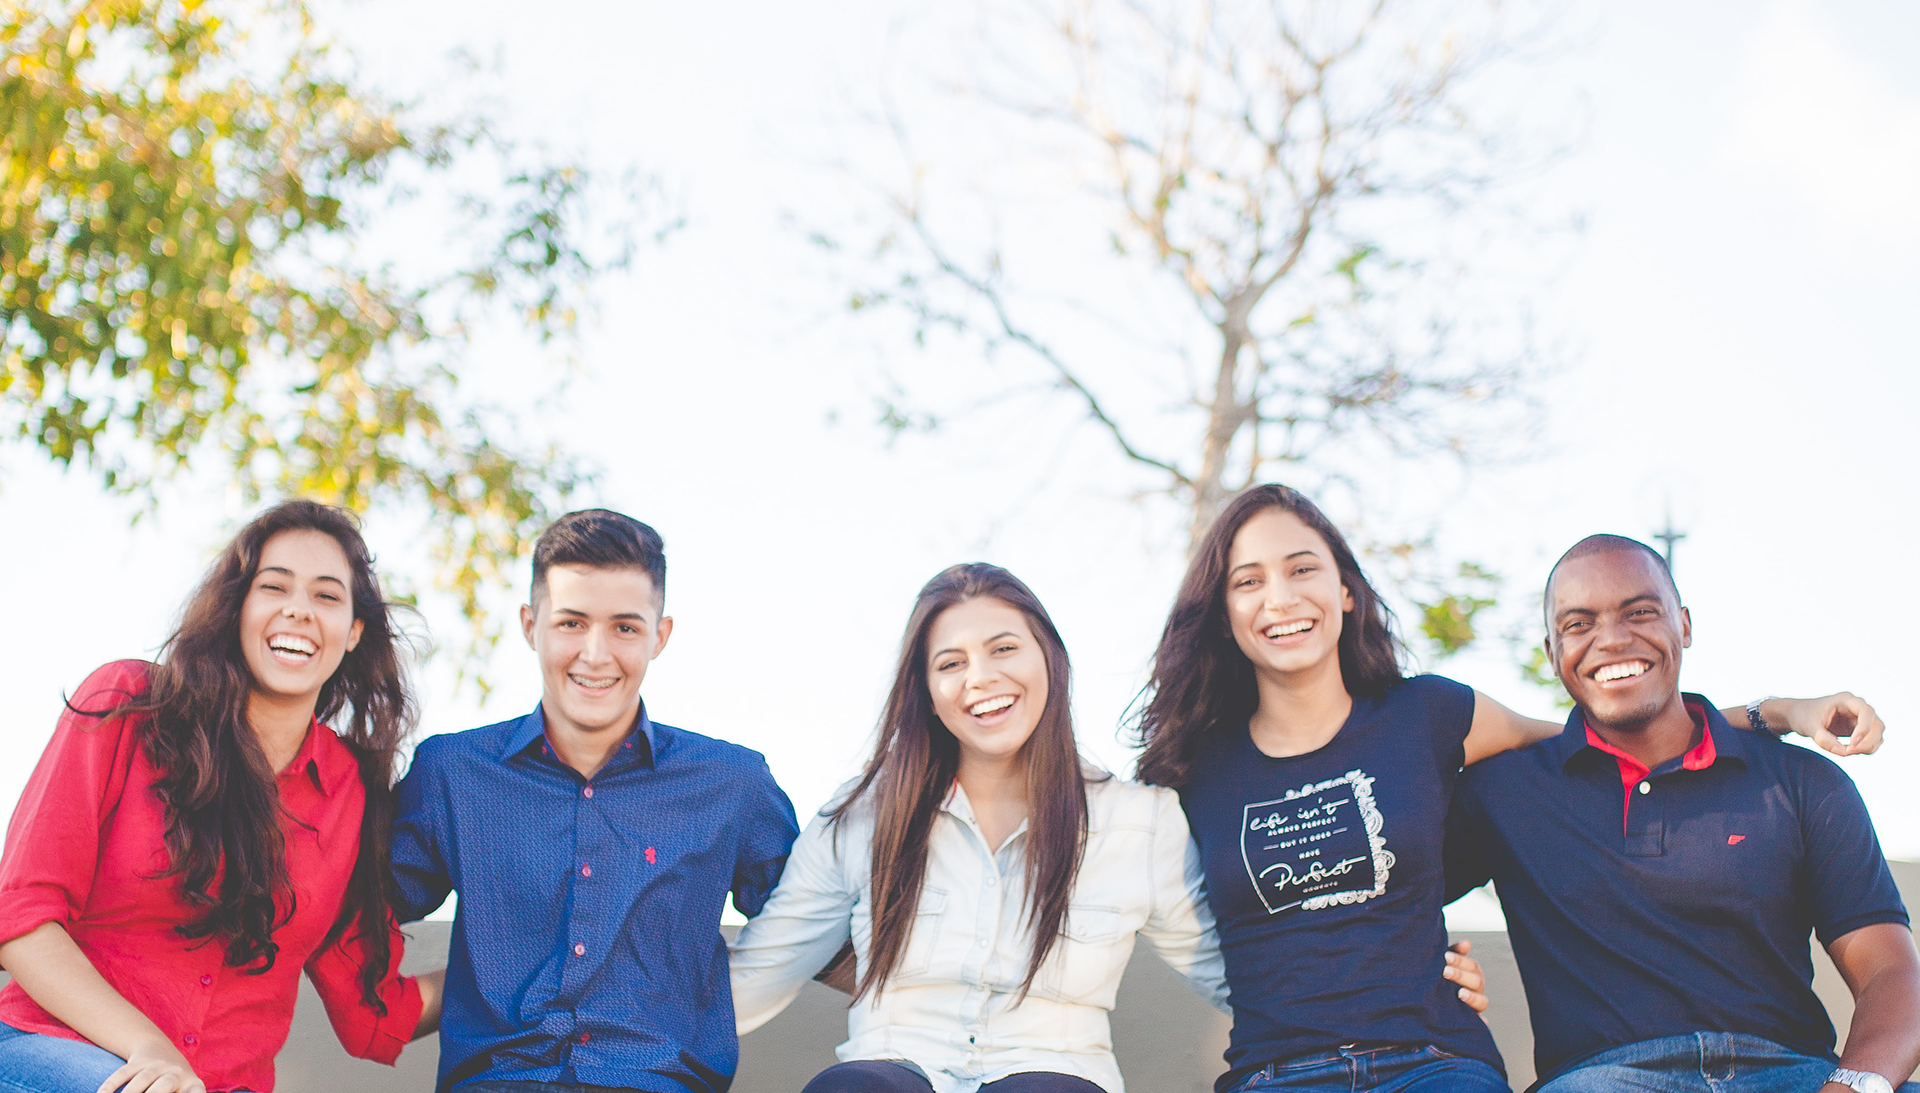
[1240,769,1395,914]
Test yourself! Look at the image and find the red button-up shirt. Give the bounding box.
[0,661,422,1091]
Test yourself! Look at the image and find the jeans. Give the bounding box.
[1225,1044,1509,1093]
[460,1075,656,1083]
[802,1060,1107,1092]
[0,1022,126,1093]
[1533,1033,1919,1093]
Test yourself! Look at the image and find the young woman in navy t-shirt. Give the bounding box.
[1131,484,1877,1093]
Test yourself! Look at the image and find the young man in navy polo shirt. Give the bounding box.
[1446,534,1920,1093]
[390,510,800,1093]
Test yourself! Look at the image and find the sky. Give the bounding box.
[2,0,1915,929]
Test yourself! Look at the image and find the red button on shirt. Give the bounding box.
[0,662,423,1092]
[574,942,587,956]
[582,786,594,799]
[580,864,592,877]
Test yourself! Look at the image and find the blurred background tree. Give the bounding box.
[829,0,1564,662]
[1,0,653,685]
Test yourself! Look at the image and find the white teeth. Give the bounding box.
[1594,662,1649,683]
[268,635,315,656]
[1264,620,1313,639]
[570,675,617,690]
[968,695,1016,717]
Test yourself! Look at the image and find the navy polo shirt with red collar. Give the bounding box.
[1444,695,1908,1082]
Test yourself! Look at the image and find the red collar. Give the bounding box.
[1584,699,1717,831]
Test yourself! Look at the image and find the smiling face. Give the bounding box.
[238,529,364,707]
[1224,507,1355,682]
[522,564,672,739]
[1547,548,1691,730]
[925,596,1051,769]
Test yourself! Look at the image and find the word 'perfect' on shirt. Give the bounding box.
[391,703,799,1093]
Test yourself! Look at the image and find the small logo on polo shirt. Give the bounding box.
[1727,834,1745,845]
[645,846,657,864]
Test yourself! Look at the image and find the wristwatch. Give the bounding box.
[1827,1068,1895,1093]
[1746,697,1784,735]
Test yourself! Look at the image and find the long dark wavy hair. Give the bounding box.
[82,500,416,1010]
[828,563,1095,1000]
[1133,484,1404,788]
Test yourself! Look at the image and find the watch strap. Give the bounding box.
[1747,696,1784,735]
[1828,1067,1895,1093]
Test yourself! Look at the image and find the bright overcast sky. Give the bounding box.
[3,0,1915,901]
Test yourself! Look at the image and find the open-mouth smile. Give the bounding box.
[1591,660,1651,685]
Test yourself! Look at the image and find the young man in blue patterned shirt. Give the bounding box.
[392,509,800,1093]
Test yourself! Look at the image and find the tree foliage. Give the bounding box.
[831,0,1562,658]
[1,0,641,683]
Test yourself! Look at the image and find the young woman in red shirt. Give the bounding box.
[0,500,444,1093]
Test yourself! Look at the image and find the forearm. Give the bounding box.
[0,922,181,1061]
[411,968,445,1040]
[1830,960,1920,1088]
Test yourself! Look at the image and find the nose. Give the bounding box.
[1592,615,1634,649]
[1263,574,1301,612]
[963,655,1004,694]
[578,624,612,664]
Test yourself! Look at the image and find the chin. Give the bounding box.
[1578,692,1669,729]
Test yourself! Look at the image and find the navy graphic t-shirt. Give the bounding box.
[1179,674,1501,1089]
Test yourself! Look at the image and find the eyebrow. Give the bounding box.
[1553,592,1664,621]
[258,566,347,587]
[1230,550,1319,572]
[931,631,1020,660]
[552,607,651,621]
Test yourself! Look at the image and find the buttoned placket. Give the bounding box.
[940,786,1029,1079]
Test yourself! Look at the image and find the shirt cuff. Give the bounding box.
[358,973,424,1066]
[0,887,74,947]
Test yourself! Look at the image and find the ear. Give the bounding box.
[1678,606,1691,649]
[346,618,364,653]
[1543,635,1562,681]
[1340,583,1356,613]
[652,615,673,658]
[520,602,538,650]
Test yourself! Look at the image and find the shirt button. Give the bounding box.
[574,942,587,957]
[986,876,997,887]
[199,974,212,986]
[1638,781,1651,795]
[183,1034,197,1046]
[581,864,592,878]
[583,786,594,799]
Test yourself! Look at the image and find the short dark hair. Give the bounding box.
[530,509,667,605]
[1543,534,1680,622]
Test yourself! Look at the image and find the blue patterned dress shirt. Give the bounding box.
[392,703,798,1093]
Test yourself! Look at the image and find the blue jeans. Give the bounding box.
[0,1022,125,1093]
[1533,1033,1919,1093]
[1226,1044,1508,1093]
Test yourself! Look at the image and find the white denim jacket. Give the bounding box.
[729,773,1229,1093]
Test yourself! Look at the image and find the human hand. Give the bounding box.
[1445,940,1489,1014]
[97,1040,206,1093]
[1773,694,1884,756]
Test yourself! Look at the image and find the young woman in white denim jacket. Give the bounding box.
[727,564,1490,1093]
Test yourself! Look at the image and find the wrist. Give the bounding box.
[1750,696,1791,735]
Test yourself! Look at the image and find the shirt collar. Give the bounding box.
[500,702,658,769]
[277,715,335,796]
[1557,693,1747,775]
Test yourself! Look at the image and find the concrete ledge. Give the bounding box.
[5,863,1913,1090]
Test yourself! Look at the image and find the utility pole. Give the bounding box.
[1652,510,1687,570]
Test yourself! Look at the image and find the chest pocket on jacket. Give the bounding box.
[894,886,948,978]
[1032,903,1128,1001]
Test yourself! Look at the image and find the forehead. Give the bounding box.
[928,597,1033,650]
[1228,507,1329,566]
[1549,548,1674,612]
[258,529,352,577]
[540,564,661,616]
